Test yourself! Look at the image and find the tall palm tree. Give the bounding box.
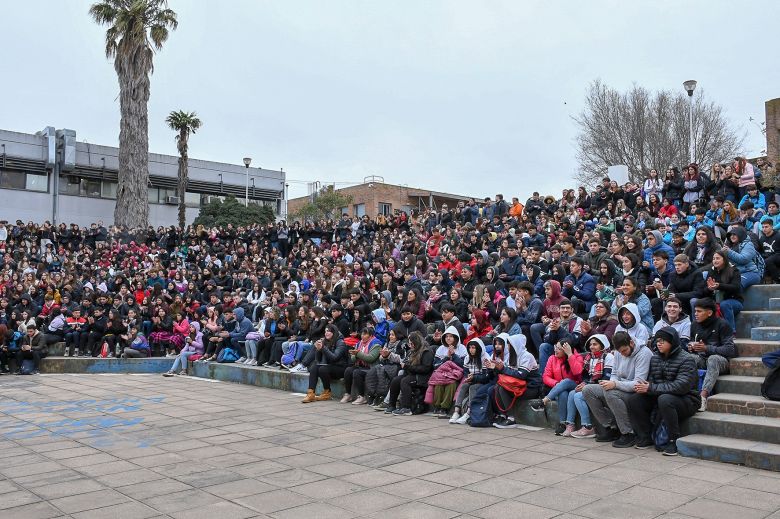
[89,0,178,229]
[165,110,202,229]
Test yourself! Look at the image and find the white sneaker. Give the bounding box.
[248,359,258,366]
[291,364,308,374]
[448,411,461,424]
[455,412,470,425]
[699,396,707,412]
[237,357,246,363]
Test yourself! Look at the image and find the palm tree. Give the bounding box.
[165,110,202,229]
[89,0,178,229]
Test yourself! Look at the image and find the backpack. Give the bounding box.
[467,383,495,427]
[20,359,35,375]
[409,386,428,415]
[761,363,780,401]
[99,342,109,358]
[652,420,670,450]
[217,347,239,363]
[281,342,300,366]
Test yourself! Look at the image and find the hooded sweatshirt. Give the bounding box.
[582,334,614,383]
[615,303,649,348]
[372,308,390,345]
[643,230,675,265]
[610,339,653,393]
[435,325,467,368]
[726,226,762,274]
[182,321,204,354]
[542,280,564,319]
[229,307,253,341]
[500,333,542,391]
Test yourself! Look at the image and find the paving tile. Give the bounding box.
[381,478,454,499]
[48,489,131,514]
[472,500,559,519]
[673,498,770,519]
[270,502,356,519]
[339,468,407,488]
[235,489,312,514]
[0,501,63,519]
[464,478,541,499]
[71,501,161,519]
[515,486,599,512]
[34,479,106,500]
[170,501,257,519]
[704,485,780,512]
[326,489,406,514]
[202,478,276,499]
[369,501,459,519]
[383,459,449,477]
[419,467,492,487]
[420,488,503,513]
[576,499,661,519]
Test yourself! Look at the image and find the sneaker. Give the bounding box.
[236,357,246,363]
[290,364,308,374]
[383,405,396,414]
[554,422,567,436]
[249,359,258,366]
[635,437,654,449]
[162,371,174,377]
[494,417,518,429]
[32,370,40,375]
[529,399,546,412]
[340,394,353,404]
[612,433,637,448]
[448,411,461,424]
[571,426,596,439]
[662,440,679,456]
[595,428,621,442]
[698,396,707,412]
[166,352,176,358]
[178,370,187,376]
[63,351,70,357]
[455,412,470,425]
[352,396,368,405]
[392,408,412,416]
[280,362,293,370]
[561,424,576,437]
[374,401,388,411]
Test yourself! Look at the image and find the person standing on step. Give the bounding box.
[626,326,700,456]
[582,331,653,448]
[301,324,348,403]
[688,298,736,412]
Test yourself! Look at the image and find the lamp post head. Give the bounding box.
[243,157,252,168]
[683,80,697,97]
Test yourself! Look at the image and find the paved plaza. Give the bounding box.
[0,374,779,519]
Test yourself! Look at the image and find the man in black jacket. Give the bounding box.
[759,218,780,282]
[689,298,736,412]
[667,254,702,314]
[626,326,700,456]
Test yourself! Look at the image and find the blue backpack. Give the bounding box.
[20,359,35,375]
[652,420,670,450]
[467,383,495,427]
[217,347,239,363]
[281,342,301,366]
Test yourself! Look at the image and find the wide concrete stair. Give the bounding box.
[37,342,174,374]
[677,285,780,471]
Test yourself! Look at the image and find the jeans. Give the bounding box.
[296,342,313,361]
[695,354,729,395]
[718,299,743,332]
[245,339,258,360]
[529,322,547,350]
[740,271,762,291]
[538,343,554,378]
[567,389,592,427]
[546,378,577,423]
[170,350,196,372]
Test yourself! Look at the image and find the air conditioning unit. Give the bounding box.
[165,196,180,205]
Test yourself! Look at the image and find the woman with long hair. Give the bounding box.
[301,323,349,403]
[384,331,434,415]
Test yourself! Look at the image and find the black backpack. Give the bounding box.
[761,363,780,401]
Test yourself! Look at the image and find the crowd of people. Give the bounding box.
[2,156,780,456]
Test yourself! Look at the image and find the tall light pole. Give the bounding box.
[243,157,252,206]
[683,80,697,163]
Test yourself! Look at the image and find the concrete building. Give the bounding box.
[0,127,286,227]
[287,176,477,219]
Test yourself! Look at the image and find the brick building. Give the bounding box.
[287,177,478,219]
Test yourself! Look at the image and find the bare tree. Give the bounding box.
[574,80,745,188]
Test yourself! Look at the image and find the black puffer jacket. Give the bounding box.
[648,327,700,405]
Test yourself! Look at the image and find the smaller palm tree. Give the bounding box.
[165,110,202,229]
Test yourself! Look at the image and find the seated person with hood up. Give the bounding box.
[449,337,490,424]
[566,334,614,439]
[426,325,467,417]
[615,302,649,349]
[486,333,542,429]
[627,326,700,456]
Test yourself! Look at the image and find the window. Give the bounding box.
[0,170,25,189]
[101,181,117,199]
[378,202,392,216]
[59,176,80,195]
[80,179,101,197]
[148,187,160,204]
[160,188,177,203]
[185,191,200,208]
[26,173,48,192]
[353,203,366,217]
[340,206,349,217]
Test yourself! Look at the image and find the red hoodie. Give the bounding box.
[542,280,564,319]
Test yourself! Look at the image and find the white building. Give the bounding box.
[0,127,286,227]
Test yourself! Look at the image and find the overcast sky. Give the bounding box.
[2,1,777,201]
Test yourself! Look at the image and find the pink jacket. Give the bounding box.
[542,352,584,388]
[424,360,463,404]
[173,318,190,336]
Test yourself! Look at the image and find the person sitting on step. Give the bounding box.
[688,297,736,412]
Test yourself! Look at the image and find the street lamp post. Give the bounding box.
[243,157,252,207]
[683,80,697,163]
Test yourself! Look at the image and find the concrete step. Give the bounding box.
[736,339,779,357]
[706,393,780,418]
[677,434,780,471]
[714,375,764,396]
[49,342,65,356]
[735,311,780,339]
[742,284,780,311]
[41,357,174,374]
[729,357,770,377]
[683,412,780,444]
[770,298,780,310]
[750,327,780,342]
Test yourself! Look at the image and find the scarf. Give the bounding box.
[585,350,606,382]
[356,336,373,367]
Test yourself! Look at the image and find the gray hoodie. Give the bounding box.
[610,341,653,393]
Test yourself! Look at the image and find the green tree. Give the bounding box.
[90,0,178,228]
[293,186,353,221]
[165,110,202,229]
[193,196,275,228]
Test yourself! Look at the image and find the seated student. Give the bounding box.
[44,308,67,346]
[163,321,204,377]
[301,324,349,403]
[611,276,654,333]
[449,338,489,424]
[689,298,736,412]
[582,330,653,448]
[530,339,584,435]
[652,297,691,349]
[724,227,763,290]
[579,300,618,344]
[646,250,674,321]
[366,328,407,409]
[561,257,597,314]
[693,250,743,332]
[340,325,382,404]
[537,299,583,377]
[568,334,614,438]
[427,326,467,416]
[759,217,780,283]
[15,324,47,374]
[64,308,87,357]
[666,254,701,314]
[121,328,150,358]
[385,331,434,415]
[489,333,543,429]
[626,326,700,456]
[615,303,649,349]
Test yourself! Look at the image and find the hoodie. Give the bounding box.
[615,303,649,348]
[542,280,564,319]
[229,307,253,341]
[435,325,467,368]
[499,333,542,391]
[463,338,491,376]
[371,308,391,345]
[182,321,204,354]
[610,339,653,393]
[652,312,691,348]
[643,230,675,265]
[726,226,762,275]
[582,334,614,384]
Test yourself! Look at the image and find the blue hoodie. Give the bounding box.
[229,307,253,341]
[372,308,390,345]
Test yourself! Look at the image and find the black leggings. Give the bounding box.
[627,392,698,442]
[492,384,540,416]
[308,364,346,391]
[344,366,369,396]
[388,373,423,409]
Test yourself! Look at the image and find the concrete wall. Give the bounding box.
[767,98,780,169]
